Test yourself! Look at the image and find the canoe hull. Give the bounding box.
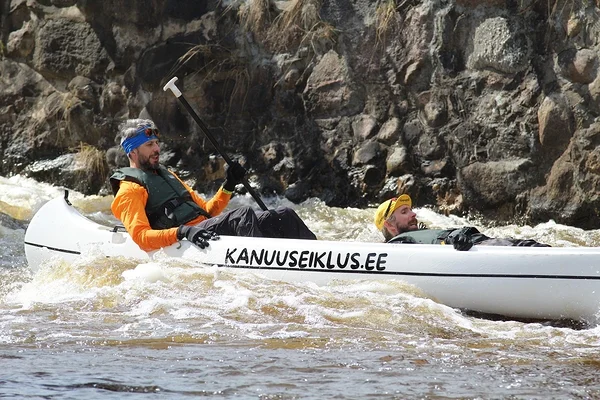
[24,194,600,322]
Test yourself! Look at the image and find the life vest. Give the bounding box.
[110,166,211,229]
[388,229,455,244]
[388,227,487,245]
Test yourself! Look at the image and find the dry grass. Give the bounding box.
[298,20,337,55]
[228,67,251,108]
[61,91,83,137]
[375,0,398,48]
[267,0,331,51]
[29,91,81,145]
[172,43,217,73]
[74,142,107,178]
[238,0,272,36]
[235,0,337,53]
[172,0,337,113]
[171,43,252,114]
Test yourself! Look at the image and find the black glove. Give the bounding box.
[223,161,246,192]
[176,226,219,249]
[452,232,473,251]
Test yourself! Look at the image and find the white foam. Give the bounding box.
[121,262,170,283]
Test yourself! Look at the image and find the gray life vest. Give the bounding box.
[110,166,211,229]
[388,229,456,244]
[388,227,486,245]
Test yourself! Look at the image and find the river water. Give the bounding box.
[1,175,600,399]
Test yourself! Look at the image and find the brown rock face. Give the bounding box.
[559,48,598,84]
[1,0,600,228]
[537,94,574,158]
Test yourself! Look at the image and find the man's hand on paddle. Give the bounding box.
[223,161,246,192]
[177,226,219,249]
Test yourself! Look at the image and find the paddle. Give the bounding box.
[163,77,268,211]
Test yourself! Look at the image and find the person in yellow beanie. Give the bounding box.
[374,195,549,251]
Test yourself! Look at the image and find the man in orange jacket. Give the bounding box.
[110,119,316,252]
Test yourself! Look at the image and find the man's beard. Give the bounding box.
[398,218,419,233]
[139,153,160,171]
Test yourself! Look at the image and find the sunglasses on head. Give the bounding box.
[383,197,397,220]
[143,127,160,138]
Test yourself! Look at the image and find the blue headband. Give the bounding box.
[121,125,159,155]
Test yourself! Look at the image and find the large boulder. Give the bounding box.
[468,17,530,74]
[529,123,600,229]
[459,159,536,213]
[303,50,364,118]
[33,18,110,80]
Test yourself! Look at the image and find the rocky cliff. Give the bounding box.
[2,0,600,228]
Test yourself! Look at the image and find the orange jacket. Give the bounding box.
[111,170,231,251]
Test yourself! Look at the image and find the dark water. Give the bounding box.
[1,176,600,399]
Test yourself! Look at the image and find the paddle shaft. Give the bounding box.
[163,77,268,211]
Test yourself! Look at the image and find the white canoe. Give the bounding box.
[24,192,600,322]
